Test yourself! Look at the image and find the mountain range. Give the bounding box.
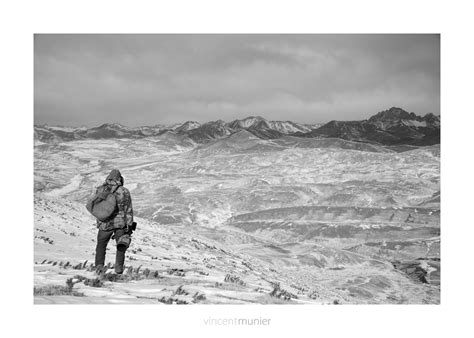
[296,107,440,146]
[35,107,440,146]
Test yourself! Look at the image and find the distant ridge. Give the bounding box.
[34,107,440,146]
[295,107,440,146]
[181,116,314,143]
[174,121,201,132]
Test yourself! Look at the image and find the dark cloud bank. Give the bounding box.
[34,34,440,127]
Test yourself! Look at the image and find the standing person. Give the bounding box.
[92,169,134,275]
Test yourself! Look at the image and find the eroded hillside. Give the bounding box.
[34,130,440,304]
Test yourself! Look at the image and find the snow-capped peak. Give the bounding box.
[175,121,201,132]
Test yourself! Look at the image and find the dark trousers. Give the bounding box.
[95,228,127,273]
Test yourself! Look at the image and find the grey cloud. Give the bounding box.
[34,34,440,126]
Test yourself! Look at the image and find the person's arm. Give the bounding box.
[117,187,133,229]
[124,190,133,229]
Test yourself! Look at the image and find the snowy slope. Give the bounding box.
[34,195,344,304]
[34,193,438,304]
[34,134,440,304]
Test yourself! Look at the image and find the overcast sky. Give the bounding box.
[34,34,439,127]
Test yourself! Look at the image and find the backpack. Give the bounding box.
[86,184,119,222]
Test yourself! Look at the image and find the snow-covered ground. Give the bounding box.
[34,133,440,304]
